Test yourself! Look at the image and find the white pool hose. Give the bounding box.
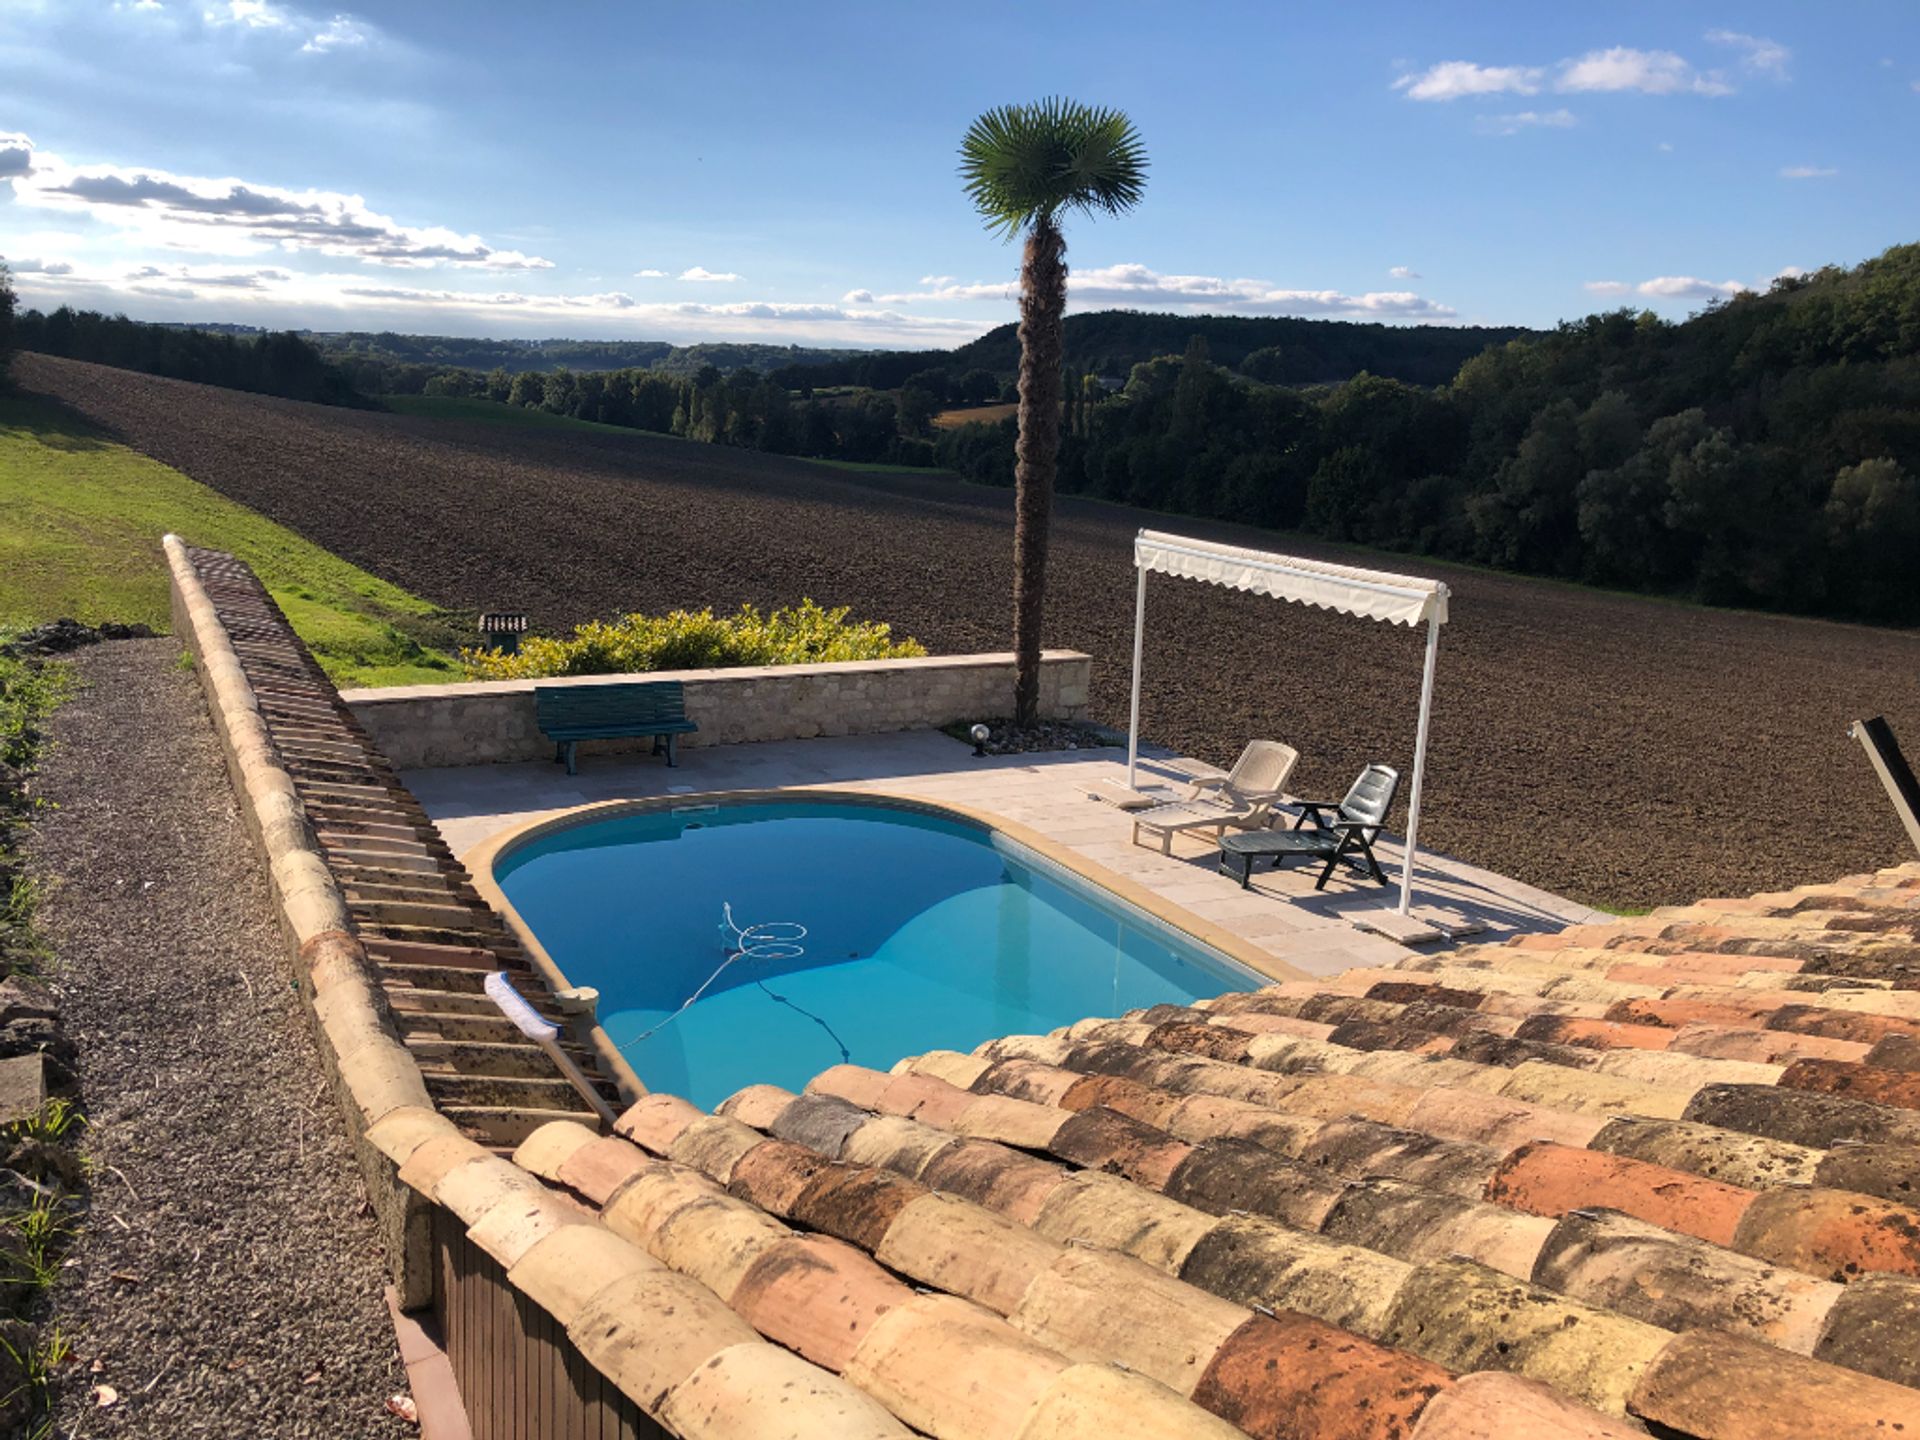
[484,970,620,1127]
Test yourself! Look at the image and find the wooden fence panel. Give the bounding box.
[430,1207,662,1440]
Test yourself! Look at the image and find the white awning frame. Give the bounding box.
[1125,530,1450,915]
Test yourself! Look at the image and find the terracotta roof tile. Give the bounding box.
[1531,1209,1843,1353]
[1031,1171,1216,1271]
[1585,1115,1822,1189]
[873,1192,1060,1315]
[1730,1185,1920,1281]
[1378,1257,1670,1415]
[1010,1363,1246,1440]
[1321,1177,1554,1279]
[1049,1104,1194,1189]
[787,1162,928,1252]
[715,1082,798,1129]
[1405,1370,1645,1439]
[728,1233,910,1370]
[1484,1141,1757,1247]
[1294,1118,1503,1199]
[1628,1330,1920,1440]
[1178,1212,1413,1335]
[1778,1057,1920,1108]
[1192,1311,1452,1440]
[1811,1140,1920,1205]
[1163,1136,1350,1229]
[1812,1272,1920,1389]
[840,1293,1070,1440]
[657,1341,910,1440]
[1684,1081,1920,1148]
[1013,1247,1247,1396]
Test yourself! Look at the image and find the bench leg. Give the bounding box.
[564,741,578,777]
[665,734,678,767]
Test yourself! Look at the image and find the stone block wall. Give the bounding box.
[340,650,1094,770]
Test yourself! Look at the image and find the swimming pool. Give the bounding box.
[490,797,1256,1108]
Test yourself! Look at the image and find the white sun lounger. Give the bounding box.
[1129,740,1300,854]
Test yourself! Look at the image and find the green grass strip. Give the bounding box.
[0,393,460,688]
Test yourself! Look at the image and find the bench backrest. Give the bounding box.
[1340,763,1400,827]
[535,680,689,728]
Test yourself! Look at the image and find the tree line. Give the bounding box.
[936,243,1920,625]
[0,265,14,386]
[418,362,941,466]
[11,305,359,405]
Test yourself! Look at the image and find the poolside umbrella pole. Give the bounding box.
[1123,530,1450,916]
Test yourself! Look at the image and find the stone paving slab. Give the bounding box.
[406,732,1602,986]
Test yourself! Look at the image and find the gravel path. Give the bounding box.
[30,640,407,1439]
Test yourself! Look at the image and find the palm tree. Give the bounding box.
[960,99,1147,724]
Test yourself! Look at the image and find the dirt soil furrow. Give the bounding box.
[30,637,406,1438]
[21,353,1920,909]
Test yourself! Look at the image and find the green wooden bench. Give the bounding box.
[534,681,699,775]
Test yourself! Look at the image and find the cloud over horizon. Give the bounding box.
[1395,35,1767,105]
[5,133,553,271]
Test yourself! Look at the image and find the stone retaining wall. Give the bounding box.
[341,650,1093,770]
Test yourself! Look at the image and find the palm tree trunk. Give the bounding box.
[1012,216,1066,725]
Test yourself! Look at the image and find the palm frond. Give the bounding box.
[959,97,1148,239]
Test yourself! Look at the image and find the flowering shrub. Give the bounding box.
[462,599,925,680]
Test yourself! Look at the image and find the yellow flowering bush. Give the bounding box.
[462,599,926,680]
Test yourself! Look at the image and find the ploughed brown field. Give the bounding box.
[20,353,1920,911]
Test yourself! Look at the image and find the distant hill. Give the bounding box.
[767,310,1539,391]
[950,311,1539,385]
[309,331,866,379]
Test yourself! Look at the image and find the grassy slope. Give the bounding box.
[387,392,951,477]
[0,392,460,687]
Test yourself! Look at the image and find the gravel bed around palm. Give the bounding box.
[30,639,406,1439]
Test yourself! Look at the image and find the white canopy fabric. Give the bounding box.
[1126,530,1451,916]
[1134,530,1449,629]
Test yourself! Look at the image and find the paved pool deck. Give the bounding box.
[405,732,1606,981]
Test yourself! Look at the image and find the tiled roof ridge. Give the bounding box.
[169,542,626,1148]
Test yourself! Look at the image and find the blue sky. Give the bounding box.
[1,0,1915,348]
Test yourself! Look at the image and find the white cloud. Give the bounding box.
[842,288,875,304]
[1779,165,1837,180]
[8,141,552,270]
[1587,275,1747,300]
[918,274,955,287]
[1067,263,1456,318]
[1705,29,1789,78]
[127,261,290,288]
[1397,45,1735,103]
[0,256,75,276]
[1557,48,1731,96]
[849,262,1457,319]
[1389,266,1420,280]
[1657,140,1675,152]
[199,0,376,52]
[1393,61,1542,101]
[678,266,740,283]
[302,14,370,52]
[0,133,33,179]
[1476,108,1577,135]
[633,268,666,278]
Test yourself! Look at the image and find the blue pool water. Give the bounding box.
[494,799,1254,1108]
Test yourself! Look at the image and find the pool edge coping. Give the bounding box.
[462,785,1315,1099]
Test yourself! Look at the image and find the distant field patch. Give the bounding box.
[390,392,948,477]
[383,393,668,438]
[934,403,1017,429]
[0,392,460,687]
